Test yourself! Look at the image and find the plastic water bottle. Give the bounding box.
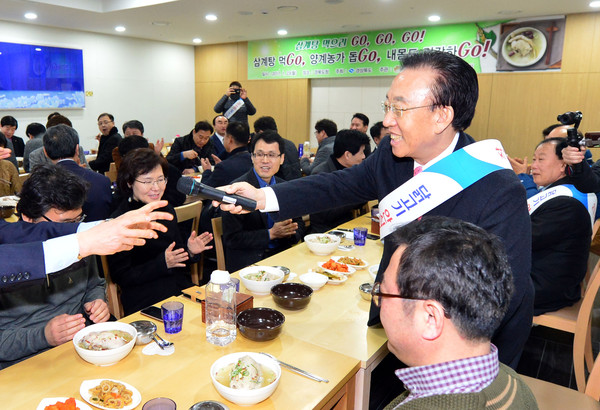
[206,270,237,346]
[303,141,310,157]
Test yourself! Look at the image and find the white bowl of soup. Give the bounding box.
[304,234,341,256]
[73,322,137,366]
[239,266,285,296]
[211,352,281,405]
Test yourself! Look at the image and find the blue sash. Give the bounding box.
[379,140,512,238]
[527,184,597,226]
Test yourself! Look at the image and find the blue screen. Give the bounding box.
[0,42,85,109]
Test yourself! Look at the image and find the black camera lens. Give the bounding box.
[557,111,582,125]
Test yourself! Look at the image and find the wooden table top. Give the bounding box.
[0,296,360,409]
[236,214,388,367]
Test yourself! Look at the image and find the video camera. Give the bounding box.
[557,111,600,148]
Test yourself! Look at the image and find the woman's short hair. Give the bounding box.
[117,148,168,197]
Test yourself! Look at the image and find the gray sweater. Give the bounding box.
[0,256,106,369]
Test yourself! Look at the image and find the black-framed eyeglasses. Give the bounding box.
[371,281,450,318]
[42,212,86,224]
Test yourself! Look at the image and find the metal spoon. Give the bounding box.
[153,333,173,349]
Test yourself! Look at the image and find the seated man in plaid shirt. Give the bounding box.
[376,217,538,409]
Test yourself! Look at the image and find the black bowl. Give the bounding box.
[0,205,15,219]
[271,283,313,310]
[237,308,285,342]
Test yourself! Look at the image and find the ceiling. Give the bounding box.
[1,0,598,46]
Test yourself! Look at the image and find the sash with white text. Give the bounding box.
[379,139,512,238]
[527,184,597,226]
[224,98,245,119]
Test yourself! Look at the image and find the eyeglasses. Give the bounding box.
[252,152,281,160]
[381,102,436,118]
[42,212,86,224]
[97,120,113,126]
[135,177,168,188]
[371,281,450,318]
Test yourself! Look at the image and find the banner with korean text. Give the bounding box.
[247,17,565,79]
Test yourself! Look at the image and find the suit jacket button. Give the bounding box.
[24,272,30,279]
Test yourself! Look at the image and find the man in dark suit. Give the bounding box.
[43,124,113,221]
[253,116,301,181]
[222,131,305,272]
[310,129,370,233]
[527,138,593,314]
[211,115,228,159]
[1,116,25,158]
[200,122,252,188]
[89,113,122,174]
[166,120,216,174]
[216,50,533,369]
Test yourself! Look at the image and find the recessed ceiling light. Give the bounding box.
[590,1,600,7]
[115,26,126,32]
[193,38,202,44]
[24,12,37,20]
[277,29,288,36]
[152,21,171,26]
[205,14,217,21]
[428,15,440,22]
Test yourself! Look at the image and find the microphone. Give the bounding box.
[176,177,257,211]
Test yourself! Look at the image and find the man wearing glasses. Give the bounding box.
[222,131,305,272]
[375,217,536,408]
[217,50,532,369]
[44,124,112,221]
[89,112,122,174]
[1,164,109,369]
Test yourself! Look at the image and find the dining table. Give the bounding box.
[0,295,361,409]
[240,214,388,409]
[0,213,386,409]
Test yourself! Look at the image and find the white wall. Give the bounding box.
[309,76,393,149]
[0,21,195,151]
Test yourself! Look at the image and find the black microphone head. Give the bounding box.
[176,176,195,195]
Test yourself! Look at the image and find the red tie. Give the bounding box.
[414,166,423,176]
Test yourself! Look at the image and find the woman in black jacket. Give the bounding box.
[108,148,212,315]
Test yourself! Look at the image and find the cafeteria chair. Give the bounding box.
[17,172,29,185]
[104,162,117,183]
[211,217,226,270]
[532,220,600,392]
[99,255,124,319]
[174,200,203,285]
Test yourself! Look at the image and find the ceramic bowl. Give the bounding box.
[211,352,281,405]
[304,234,341,256]
[271,283,313,310]
[239,266,285,296]
[237,308,285,341]
[73,322,137,366]
[299,272,328,290]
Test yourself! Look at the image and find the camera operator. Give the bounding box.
[213,81,256,124]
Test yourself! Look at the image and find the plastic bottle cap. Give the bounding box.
[210,270,231,285]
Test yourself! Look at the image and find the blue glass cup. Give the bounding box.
[161,301,184,334]
[353,227,368,246]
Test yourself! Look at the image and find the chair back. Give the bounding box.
[174,200,203,285]
[104,162,117,183]
[211,217,226,271]
[100,255,124,319]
